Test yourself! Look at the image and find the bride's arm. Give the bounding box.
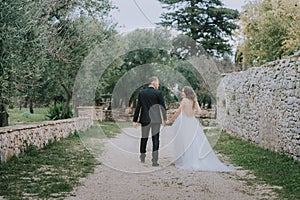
[195,100,201,114]
[166,101,183,124]
[195,100,209,115]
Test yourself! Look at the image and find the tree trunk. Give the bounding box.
[0,100,9,127]
[29,99,34,114]
[61,93,72,119]
[60,83,72,119]
[190,0,198,41]
[24,96,28,108]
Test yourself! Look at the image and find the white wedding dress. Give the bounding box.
[171,98,234,172]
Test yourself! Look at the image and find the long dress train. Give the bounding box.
[172,101,234,172]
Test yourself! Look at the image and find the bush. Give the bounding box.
[47,103,73,120]
[22,112,31,118]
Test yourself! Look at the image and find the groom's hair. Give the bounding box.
[149,76,158,84]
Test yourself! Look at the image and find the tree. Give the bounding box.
[237,0,300,67]
[158,0,239,57]
[95,29,218,109]
[45,17,116,118]
[35,0,116,118]
[0,0,116,125]
[281,0,300,55]
[96,29,174,108]
[0,0,36,125]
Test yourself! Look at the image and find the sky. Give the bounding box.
[110,0,245,32]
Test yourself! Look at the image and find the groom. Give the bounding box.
[133,76,167,166]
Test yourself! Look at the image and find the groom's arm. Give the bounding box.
[158,92,167,121]
[133,94,141,125]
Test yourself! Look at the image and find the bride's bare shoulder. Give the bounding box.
[181,98,190,102]
[180,98,188,105]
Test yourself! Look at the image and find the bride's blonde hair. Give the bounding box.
[183,86,197,109]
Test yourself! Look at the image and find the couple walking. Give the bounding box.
[133,76,233,171]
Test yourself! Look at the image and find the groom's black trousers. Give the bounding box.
[140,123,160,162]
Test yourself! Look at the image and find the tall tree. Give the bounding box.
[237,0,300,67]
[95,29,216,109]
[46,17,116,118]
[37,0,116,118]
[0,0,116,125]
[0,0,35,125]
[96,29,173,107]
[158,0,239,57]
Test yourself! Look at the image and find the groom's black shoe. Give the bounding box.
[140,154,145,163]
[152,151,159,166]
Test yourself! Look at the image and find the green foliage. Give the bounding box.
[158,0,239,57]
[0,0,116,126]
[47,103,73,120]
[96,28,176,106]
[175,60,213,107]
[21,112,31,118]
[45,16,116,117]
[23,141,41,157]
[238,0,300,67]
[215,131,300,199]
[96,28,217,108]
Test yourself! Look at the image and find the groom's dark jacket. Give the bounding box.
[133,86,167,124]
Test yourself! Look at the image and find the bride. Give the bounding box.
[166,86,234,172]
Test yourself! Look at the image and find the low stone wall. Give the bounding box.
[217,53,300,161]
[78,105,217,123]
[0,118,93,162]
[77,106,104,121]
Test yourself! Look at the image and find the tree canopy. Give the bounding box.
[0,0,116,126]
[158,0,239,57]
[236,0,300,67]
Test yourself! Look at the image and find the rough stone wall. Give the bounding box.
[0,118,93,162]
[217,54,300,161]
[77,106,104,121]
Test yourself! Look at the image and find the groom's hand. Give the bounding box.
[133,122,138,128]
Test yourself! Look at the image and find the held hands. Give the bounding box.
[165,119,172,124]
[133,120,172,127]
[133,122,138,128]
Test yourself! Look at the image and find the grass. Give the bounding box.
[3,118,298,199]
[0,121,125,199]
[98,120,131,138]
[78,121,126,160]
[0,129,99,200]
[8,108,48,126]
[213,130,300,200]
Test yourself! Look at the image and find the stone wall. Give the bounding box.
[77,106,104,121]
[0,118,93,162]
[217,53,300,161]
[77,106,132,121]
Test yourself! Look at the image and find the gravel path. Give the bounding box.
[67,127,278,200]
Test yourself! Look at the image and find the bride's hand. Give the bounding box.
[166,120,172,124]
